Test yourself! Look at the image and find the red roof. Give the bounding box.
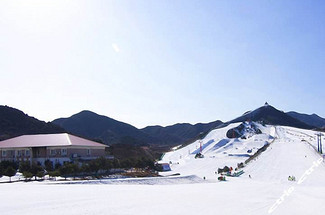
[0,133,107,148]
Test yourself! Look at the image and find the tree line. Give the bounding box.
[0,157,155,182]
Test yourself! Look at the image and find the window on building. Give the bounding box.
[2,150,6,157]
[61,148,67,156]
[50,149,56,156]
[17,150,21,157]
[25,150,30,157]
[87,149,91,156]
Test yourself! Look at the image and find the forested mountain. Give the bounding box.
[287,111,325,128]
[0,105,65,140]
[53,110,223,146]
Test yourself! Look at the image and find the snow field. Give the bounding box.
[1,177,325,215]
[1,124,325,215]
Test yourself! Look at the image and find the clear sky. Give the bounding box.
[1,0,325,128]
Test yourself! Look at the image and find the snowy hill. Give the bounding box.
[160,121,325,183]
[160,122,275,179]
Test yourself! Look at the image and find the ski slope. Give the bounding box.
[160,122,275,179]
[245,126,325,184]
[160,122,325,183]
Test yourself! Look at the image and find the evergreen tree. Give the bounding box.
[59,163,71,180]
[19,161,31,173]
[44,160,54,172]
[30,162,43,180]
[4,166,16,182]
[23,171,33,181]
[59,163,80,179]
[69,163,80,179]
[48,170,60,181]
[89,160,100,176]
[36,171,45,179]
[112,159,120,168]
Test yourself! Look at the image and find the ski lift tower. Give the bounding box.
[199,132,204,153]
[316,133,323,154]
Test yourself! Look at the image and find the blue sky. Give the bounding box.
[0,0,324,128]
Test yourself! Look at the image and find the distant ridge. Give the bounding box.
[53,110,151,145]
[287,111,325,128]
[141,120,223,145]
[53,110,223,146]
[0,105,65,140]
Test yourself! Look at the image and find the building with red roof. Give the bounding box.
[0,133,109,165]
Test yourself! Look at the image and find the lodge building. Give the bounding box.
[0,133,109,165]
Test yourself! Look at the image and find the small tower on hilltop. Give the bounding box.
[264,102,269,106]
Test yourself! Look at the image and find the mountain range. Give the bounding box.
[52,103,324,147]
[52,110,223,146]
[1,103,325,149]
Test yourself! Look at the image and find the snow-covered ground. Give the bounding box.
[1,176,325,215]
[1,124,325,215]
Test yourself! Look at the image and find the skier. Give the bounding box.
[249,175,251,179]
